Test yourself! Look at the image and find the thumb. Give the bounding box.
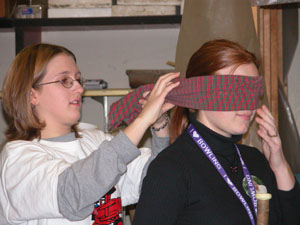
[161,103,175,114]
[142,91,150,98]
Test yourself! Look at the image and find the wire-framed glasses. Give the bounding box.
[34,77,85,89]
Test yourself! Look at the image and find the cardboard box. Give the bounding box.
[49,0,111,8]
[112,5,177,16]
[117,0,183,5]
[48,7,112,18]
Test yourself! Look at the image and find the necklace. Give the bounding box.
[215,152,238,174]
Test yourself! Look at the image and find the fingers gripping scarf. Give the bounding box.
[108,75,264,129]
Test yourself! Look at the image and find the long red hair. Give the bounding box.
[170,39,259,143]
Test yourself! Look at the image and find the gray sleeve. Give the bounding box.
[139,130,170,192]
[57,131,140,221]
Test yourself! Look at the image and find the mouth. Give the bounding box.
[237,113,252,121]
[70,99,81,106]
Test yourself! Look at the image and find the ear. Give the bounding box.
[30,88,39,106]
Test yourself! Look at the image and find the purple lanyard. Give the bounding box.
[187,124,257,225]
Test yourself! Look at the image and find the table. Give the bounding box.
[0,89,132,132]
[84,89,132,132]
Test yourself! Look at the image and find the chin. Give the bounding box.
[231,128,248,136]
[238,129,248,135]
[238,123,250,133]
[72,114,81,121]
[68,118,80,126]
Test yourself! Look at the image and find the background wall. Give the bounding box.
[1,7,300,141]
[0,30,15,145]
[0,25,180,146]
[285,7,300,133]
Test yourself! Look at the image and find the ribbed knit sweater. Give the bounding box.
[133,116,300,225]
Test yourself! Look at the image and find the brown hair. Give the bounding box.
[170,39,259,143]
[2,43,80,141]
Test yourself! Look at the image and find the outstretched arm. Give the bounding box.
[124,72,179,144]
[57,72,180,220]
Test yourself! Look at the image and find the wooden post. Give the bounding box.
[0,0,5,18]
[258,6,283,126]
[251,6,258,35]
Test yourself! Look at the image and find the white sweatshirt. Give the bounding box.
[0,123,166,225]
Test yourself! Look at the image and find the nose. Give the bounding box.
[73,80,84,94]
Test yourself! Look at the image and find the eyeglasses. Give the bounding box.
[34,77,85,89]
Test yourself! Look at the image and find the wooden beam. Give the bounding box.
[251,6,258,35]
[262,8,272,108]
[258,6,283,126]
[0,0,5,18]
[270,8,279,124]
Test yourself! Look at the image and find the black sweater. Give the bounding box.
[133,117,300,225]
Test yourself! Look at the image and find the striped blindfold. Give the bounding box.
[108,75,264,129]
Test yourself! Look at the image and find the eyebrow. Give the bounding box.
[55,71,81,77]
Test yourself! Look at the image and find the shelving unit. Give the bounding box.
[0,15,181,54]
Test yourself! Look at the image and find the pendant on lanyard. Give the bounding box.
[187,123,257,225]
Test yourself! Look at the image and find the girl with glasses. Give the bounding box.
[0,43,180,225]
